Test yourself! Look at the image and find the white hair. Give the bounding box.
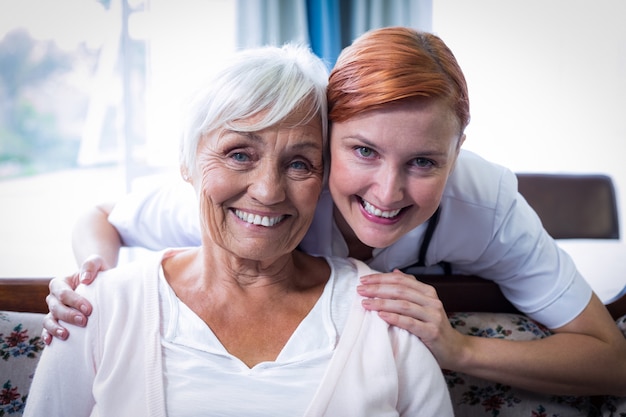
[180,44,329,177]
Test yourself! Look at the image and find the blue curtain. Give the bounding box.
[306,0,433,69]
[236,0,432,70]
[305,0,342,69]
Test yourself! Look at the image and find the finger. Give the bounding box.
[376,309,425,335]
[49,277,93,316]
[357,281,439,308]
[374,309,444,347]
[360,269,434,292]
[47,292,89,327]
[42,313,69,341]
[374,305,454,357]
[79,255,106,284]
[360,290,449,343]
[41,328,52,345]
[362,295,444,320]
[360,269,415,284]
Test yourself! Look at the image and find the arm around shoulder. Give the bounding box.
[107,177,201,249]
[72,202,121,268]
[550,293,626,395]
[41,202,120,343]
[452,293,626,396]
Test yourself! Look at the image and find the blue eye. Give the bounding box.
[411,158,434,168]
[290,160,308,170]
[356,147,374,158]
[231,152,249,162]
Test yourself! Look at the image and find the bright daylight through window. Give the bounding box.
[0,0,236,277]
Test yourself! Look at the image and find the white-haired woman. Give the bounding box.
[24,44,452,417]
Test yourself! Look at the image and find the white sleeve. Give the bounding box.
[24,317,96,416]
[108,177,201,250]
[462,171,592,328]
[432,158,592,329]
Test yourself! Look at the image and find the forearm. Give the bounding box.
[454,297,626,396]
[358,271,626,395]
[457,331,626,395]
[72,203,122,268]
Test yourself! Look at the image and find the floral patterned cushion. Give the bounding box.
[446,312,626,417]
[0,311,44,417]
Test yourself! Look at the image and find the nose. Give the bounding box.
[248,160,286,205]
[373,163,404,205]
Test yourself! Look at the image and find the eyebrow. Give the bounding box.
[221,130,258,139]
[291,140,323,152]
[348,135,448,157]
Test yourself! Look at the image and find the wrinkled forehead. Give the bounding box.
[227,97,322,132]
[206,109,324,146]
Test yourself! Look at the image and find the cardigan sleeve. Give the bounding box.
[24,302,98,416]
[304,259,453,416]
[24,255,167,417]
[393,326,454,416]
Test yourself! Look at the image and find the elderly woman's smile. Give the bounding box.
[233,209,286,227]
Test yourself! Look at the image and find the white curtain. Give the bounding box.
[348,0,432,37]
[236,0,310,49]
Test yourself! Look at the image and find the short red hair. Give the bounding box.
[328,27,470,133]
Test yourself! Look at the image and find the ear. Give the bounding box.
[449,134,466,174]
[456,133,466,152]
[180,166,192,184]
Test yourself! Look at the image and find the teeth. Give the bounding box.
[362,199,401,219]
[235,210,285,227]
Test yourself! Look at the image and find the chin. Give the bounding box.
[358,233,401,250]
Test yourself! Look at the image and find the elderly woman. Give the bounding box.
[24,44,452,416]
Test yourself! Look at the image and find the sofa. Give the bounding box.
[1,276,625,417]
[0,310,44,416]
[0,278,47,416]
[446,311,626,416]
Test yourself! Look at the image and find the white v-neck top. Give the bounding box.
[25,251,453,416]
[159,258,354,417]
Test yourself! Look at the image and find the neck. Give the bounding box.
[332,205,374,261]
[163,245,325,301]
[161,247,330,369]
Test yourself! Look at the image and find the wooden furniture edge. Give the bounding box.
[419,274,522,315]
[0,277,52,314]
[420,274,626,320]
[607,292,626,321]
[0,274,623,320]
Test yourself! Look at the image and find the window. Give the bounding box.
[0,0,236,276]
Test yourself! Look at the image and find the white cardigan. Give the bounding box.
[25,252,452,417]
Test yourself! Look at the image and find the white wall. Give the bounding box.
[432,0,626,233]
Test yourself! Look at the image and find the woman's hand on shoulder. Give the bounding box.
[357,269,467,368]
[42,255,108,344]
